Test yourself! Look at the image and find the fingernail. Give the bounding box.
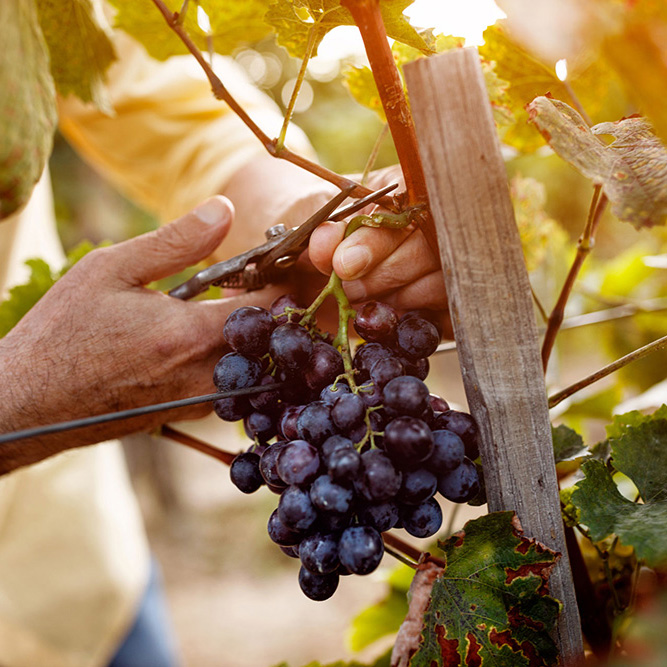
[193,196,230,225]
[339,245,371,279]
[344,280,366,302]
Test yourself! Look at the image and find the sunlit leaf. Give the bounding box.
[408,512,561,667]
[35,0,117,110]
[526,96,667,228]
[343,65,385,121]
[0,0,57,220]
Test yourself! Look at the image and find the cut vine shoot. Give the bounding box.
[213,285,483,601]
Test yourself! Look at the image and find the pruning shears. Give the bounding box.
[168,183,398,300]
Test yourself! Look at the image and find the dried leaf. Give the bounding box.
[35,0,117,110]
[527,96,667,228]
[0,0,57,220]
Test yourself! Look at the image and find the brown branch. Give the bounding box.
[340,0,438,255]
[149,0,387,205]
[548,333,667,408]
[161,425,238,465]
[541,186,608,371]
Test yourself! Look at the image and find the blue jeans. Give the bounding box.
[108,559,181,667]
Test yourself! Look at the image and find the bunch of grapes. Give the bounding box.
[213,296,482,601]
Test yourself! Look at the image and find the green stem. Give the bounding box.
[277,26,319,150]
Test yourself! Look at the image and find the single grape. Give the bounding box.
[433,410,480,460]
[259,442,289,487]
[298,566,339,601]
[353,301,399,344]
[358,449,402,502]
[243,411,276,443]
[230,452,264,494]
[369,356,404,389]
[398,468,438,505]
[400,309,444,337]
[425,429,465,474]
[213,396,251,422]
[277,440,321,485]
[278,485,318,531]
[429,394,450,413]
[267,509,302,546]
[278,405,304,441]
[299,532,340,574]
[296,401,337,447]
[383,376,430,418]
[213,352,263,392]
[400,498,443,538]
[320,382,351,405]
[403,357,429,381]
[270,322,313,370]
[310,475,354,514]
[396,316,439,361]
[353,343,393,382]
[305,342,344,392]
[331,393,366,431]
[357,381,383,408]
[223,306,275,356]
[438,457,480,503]
[383,416,434,468]
[338,526,384,575]
[346,421,369,446]
[356,501,399,533]
[321,435,355,464]
[270,293,304,325]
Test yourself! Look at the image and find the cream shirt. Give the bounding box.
[0,21,312,667]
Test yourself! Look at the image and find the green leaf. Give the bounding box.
[526,96,667,229]
[34,0,117,110]
[0,0,57,220]
[409,512,561,667]
[605,405,667,440]
[552,424,586,464]
[571,459,667,567]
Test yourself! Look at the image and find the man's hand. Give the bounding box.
[0,197,281,473]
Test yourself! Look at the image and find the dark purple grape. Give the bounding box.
[353,343,393,382]
[250,375,283,412]
[353,301,399,344]
[320,382,351,405]
[298,566,339,601]
[369,356,404,389]
[338,526,384,575]
[400,309,444,338]
[438,458,480,503]
[429,394,450,413]
[310,475,354,513]
[278,485,318,531]
[277,440,321,485]
[383,416,434,468]
[230,452,264,494]
[280,545,300,559]
[321,435,354,463]
[267,509,302,546]
[270,323,313,370]
[278,405,304,440]
[433,410,480,460]
[347,421,369,446]
[383,376,430,418]
[213,352,263,392]
[425,429,465,474]
[328,447,361,484]
[400,498,443,538]
[213,396,251,422]
[305,342,344,392]
[403,357,429,381]
[259,442,289,487]
[358,381,383,408]
[270,293,304,325]
[332,393,366,431]
[356,501,399,532]
[317,510,354,533]
[223,306,275,356]
[398,468,438,505]
[396,316,439,361]
[299,532,340,574]
[368,409,388,432]
[243,411,276,443]
[358,449,402,502]
[296,401,337,447]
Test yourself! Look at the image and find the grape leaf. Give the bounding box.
[479,24,614,153]
[0,0,57,220]
[267,0,433,60]
[571,459,667,567]
[526,96,667,229]
[34,0,117,110]
[605,405,667,440]
[409,512,561,667]
[552,424,586,464]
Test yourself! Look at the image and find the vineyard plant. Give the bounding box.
[2,1,667,666]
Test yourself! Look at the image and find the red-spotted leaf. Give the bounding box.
[526,96,667,229]
[400,512,561,667]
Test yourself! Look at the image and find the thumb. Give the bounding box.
[109,196,234,286]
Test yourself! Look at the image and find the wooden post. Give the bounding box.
[404,50,584,664]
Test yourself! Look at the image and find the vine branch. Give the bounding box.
[161,425,237,465]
